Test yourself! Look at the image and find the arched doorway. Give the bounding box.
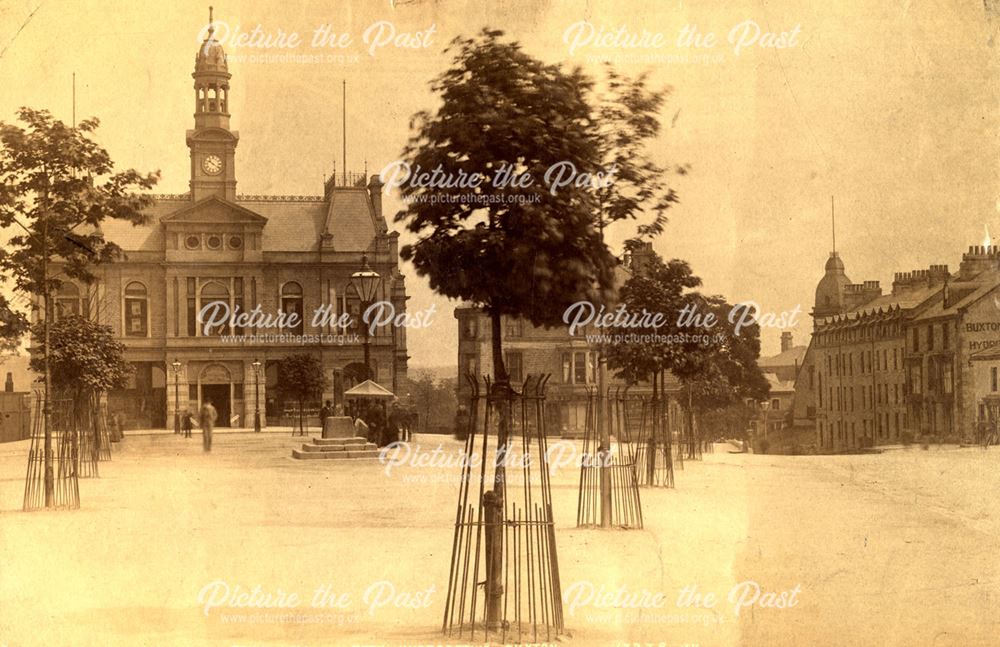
[200,363,232,427]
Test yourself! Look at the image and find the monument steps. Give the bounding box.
[290,416,381,461]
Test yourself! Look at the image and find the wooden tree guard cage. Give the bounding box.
[443,374,564,642]
[576,387,643,529]
[23,394,81,511]
[632,396,676,488]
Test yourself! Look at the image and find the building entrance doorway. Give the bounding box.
[202,383,231,427]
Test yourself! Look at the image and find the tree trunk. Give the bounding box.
[42,233,54,507]
[646,372,657,484]
[485,309,507,629]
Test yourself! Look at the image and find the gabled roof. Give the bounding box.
[161,195,267,224]
[343,379,395,399]
[763,371,795,394]
[759,345,807,369]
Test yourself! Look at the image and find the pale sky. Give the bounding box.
[1,0,997,365]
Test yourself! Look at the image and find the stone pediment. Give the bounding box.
[160,195,267,226]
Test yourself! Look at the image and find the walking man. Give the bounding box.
[200,399,217,452]
[182,409,194,438]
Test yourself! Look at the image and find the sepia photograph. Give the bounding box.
[0,1,998,645]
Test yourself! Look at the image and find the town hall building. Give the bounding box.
[54,18,408,429]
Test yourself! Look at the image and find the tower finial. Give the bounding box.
[208,6,214,36]
[831,194,836,254]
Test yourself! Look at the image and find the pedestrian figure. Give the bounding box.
[182,409,194,438]
[320,400,333,427]
[200,400,217,452]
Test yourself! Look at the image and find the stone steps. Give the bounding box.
[291,448,381,460]
[291,435,380,460]
[311,437,369,447]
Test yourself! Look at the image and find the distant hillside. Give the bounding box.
[407,364,455,384]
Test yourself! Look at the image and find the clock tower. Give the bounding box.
[187,8,238,202]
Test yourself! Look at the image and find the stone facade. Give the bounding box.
[796,245,1000,451]
[42,19,408,429]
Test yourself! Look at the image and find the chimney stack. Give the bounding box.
[368,174,384,220]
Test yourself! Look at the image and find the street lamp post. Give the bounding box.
[252,358,262,433]
[171,358,181,434]
[350,255,382,382]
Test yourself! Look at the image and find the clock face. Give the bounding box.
[202,155,223,175]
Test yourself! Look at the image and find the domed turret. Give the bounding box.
[814,251,851,319]
[192,6,231,130]
[187,6,239,201]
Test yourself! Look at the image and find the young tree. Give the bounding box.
[0,108,158,507]
[603,248,704,388]
[603,249,703,480]
[676,295,770,457]
[397,30,683,625]
[275,354,328,434]
[29,314,132,397]
[29,314,132,456]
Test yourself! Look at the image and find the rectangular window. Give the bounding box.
[574,351,587,384]
[942,325,949,349]
[927,326,934,351]
[771,398,780,410]
[505,351,523,384]
[912,328,919,352]
[461,354,478,379]
[562,353,572,383]
[993,367,998,392]
[504,317,524,339]
[124,296,147,337]
[893,348,898,370]
[462,317,478,340]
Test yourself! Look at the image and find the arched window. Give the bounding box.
[124,282,148,337]
[281,282,304,334]
[54,282,81,320]
[200,281,230,336]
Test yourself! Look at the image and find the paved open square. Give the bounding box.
[1,434,998,646]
